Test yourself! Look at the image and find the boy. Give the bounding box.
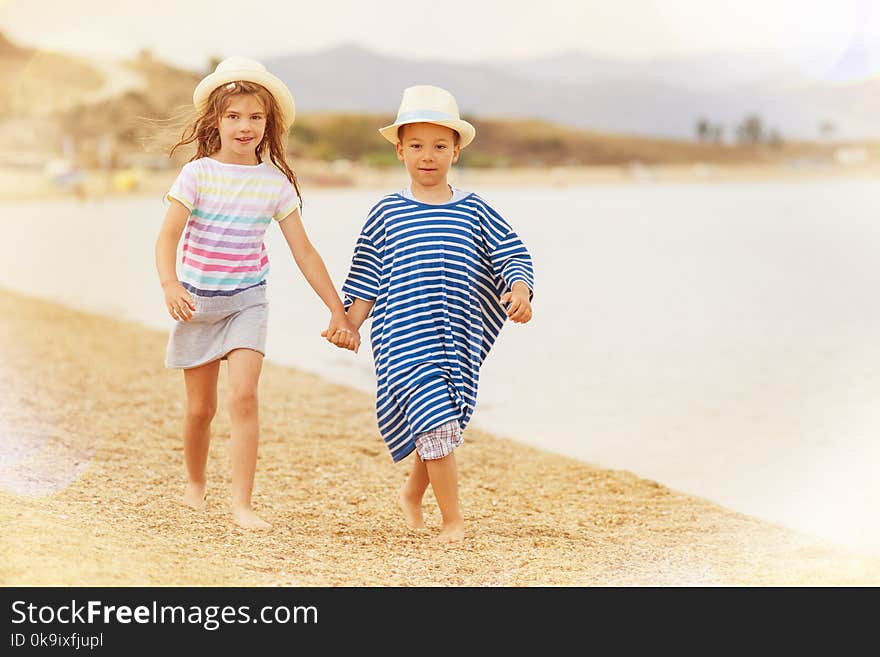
[325,85,534,542]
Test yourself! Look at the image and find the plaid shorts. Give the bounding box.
[414,420,463,461]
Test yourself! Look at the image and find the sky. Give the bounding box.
[0,0,876,72]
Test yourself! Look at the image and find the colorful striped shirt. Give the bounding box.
[342,191,535,462]
[166,157,299,297]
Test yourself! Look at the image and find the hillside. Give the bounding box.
[0,32,103,117]
[291,113,854,168]
[0,34,870,172]
[265,44,880,142]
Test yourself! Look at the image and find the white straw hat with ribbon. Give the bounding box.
[192,56,296,132]
[379,85,475,148]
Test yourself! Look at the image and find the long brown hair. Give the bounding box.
[170,81,302,208]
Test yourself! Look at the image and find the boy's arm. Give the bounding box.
[476,202,534,323]
[339,228,382,330]
[321,296,372,352]
[501,281,533,324]
[346,297,375,331]
[492,235,534,301]
[477,203,535,301]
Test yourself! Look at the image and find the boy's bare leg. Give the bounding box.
[425,453,464,542]
[181,360,220,510]
[226,348,271,530]
[399,455,429,529]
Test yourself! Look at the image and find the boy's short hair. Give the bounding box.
[397,123,461,145]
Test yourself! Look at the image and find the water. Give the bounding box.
[2,179,879,555]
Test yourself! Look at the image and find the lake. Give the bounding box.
[2,177,879,555]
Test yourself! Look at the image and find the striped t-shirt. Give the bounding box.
[342,191,534,462]
[166,157,300,297]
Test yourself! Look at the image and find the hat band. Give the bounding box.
[395,109,459,123]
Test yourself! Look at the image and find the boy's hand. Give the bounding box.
[321,313,361,352]
[163,281,196,322]
[500,283,532,324]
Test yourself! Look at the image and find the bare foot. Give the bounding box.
[436,519,465,543]
[398,485,426,530]
[232,507,272,530]
[181,482,207,511]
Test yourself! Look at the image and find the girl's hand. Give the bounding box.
[500,284,533,324]
[163,281,196,322]
[321,314,361,352]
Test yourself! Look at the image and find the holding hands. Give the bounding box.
[321,310,361,353]
[500,281,533,324]
[163,281,196,322]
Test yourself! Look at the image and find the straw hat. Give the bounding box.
[193,56,296,132]
[379,85,475,148]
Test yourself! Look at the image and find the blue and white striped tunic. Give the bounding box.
[342,192,535,462]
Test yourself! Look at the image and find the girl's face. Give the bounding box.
[216,94,267,163]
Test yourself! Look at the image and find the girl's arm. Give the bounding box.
[155,199,196,321]
[278,208,359,351]
[321,298,374,349]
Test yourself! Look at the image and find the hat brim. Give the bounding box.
[379,118,475,148]
[193,69,296,132]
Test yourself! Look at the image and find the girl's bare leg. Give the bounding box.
[226,348,270,530]
[181,359,220,510]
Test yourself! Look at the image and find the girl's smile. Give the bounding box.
[214,94,267,164]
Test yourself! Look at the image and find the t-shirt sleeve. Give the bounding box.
[274,180,300,221]
[165,163,198,211]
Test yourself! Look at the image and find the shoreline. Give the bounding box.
[1,287,879,585]
[1,160,879,204]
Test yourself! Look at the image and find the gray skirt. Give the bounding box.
[165,284,269,369]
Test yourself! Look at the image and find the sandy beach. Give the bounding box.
[1,288,879,586]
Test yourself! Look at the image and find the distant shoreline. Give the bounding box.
[1,160,879,203]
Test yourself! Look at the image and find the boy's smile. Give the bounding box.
[396,122,461,196]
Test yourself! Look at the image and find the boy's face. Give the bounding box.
[395,122,460,189]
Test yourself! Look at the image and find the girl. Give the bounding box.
[155,57,358,530]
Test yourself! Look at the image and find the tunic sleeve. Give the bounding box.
[341,232,383,309]
[479,202,535,300]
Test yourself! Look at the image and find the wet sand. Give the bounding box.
[1,288,879,586]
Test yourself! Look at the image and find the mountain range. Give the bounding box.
[2,30,875,146]
[261,44,879,141]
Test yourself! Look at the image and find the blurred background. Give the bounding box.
[2,0,880,557]
[1,0,879,195]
